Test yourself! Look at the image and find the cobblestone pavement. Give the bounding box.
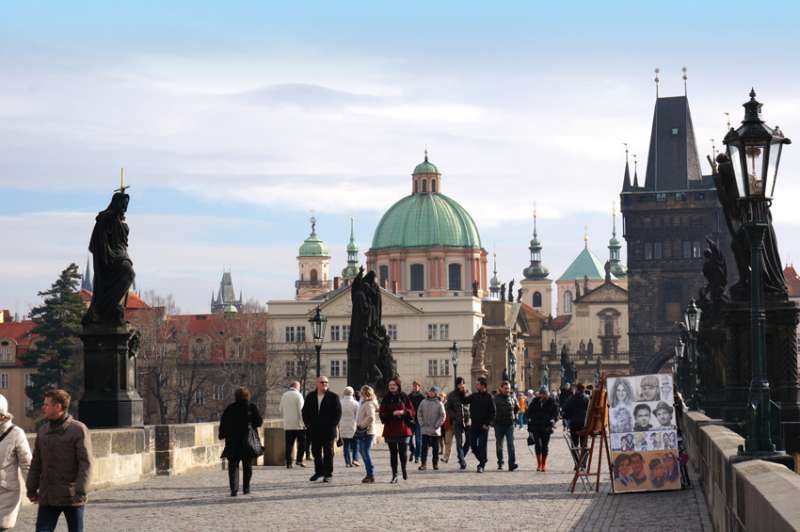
[16,429,712,531]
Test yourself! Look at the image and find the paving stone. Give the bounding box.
[16,429,712,531]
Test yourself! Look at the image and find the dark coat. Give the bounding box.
[302,390,342,442]
[527,396,559,434]
[445,389,470,427]
[493,392,519,426]
[219,400,263,459]
[408,390,425,420]
[379,392,415,438]
[564,392,589,431]
[463,391,496,428]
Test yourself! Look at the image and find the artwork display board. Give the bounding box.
[607,374,681,493]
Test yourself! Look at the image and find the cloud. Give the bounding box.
[235,83,381,109]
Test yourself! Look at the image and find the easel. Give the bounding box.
[569,373,613,493]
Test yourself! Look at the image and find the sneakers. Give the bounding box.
[509,463,519,472]
[352,460,361,467]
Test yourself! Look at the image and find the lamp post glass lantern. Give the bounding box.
[309,306,327,378]
[724,89,791,457]
[450,341,458,390]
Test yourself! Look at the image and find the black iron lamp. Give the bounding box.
[308,305,327,378]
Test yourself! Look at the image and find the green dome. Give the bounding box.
[414,159,439,175]
[299,231,330,257]
[371,193,481,250]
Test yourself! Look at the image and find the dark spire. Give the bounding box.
[642,93,702,191]
[81,256,93,291]
[632,154,640,188]
[523,206,549,280]
[621,143,632,192]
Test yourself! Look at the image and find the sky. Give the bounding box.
[3,1,800,315]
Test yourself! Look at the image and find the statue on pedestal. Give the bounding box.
[471,328,489,388]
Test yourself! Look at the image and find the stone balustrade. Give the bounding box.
[681,411,800,532]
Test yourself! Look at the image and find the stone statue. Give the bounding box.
[579,340,586,357]
[508,279,515,302]
[83,190,135,327]
[500,283,506,302]
[347,267,396,395]
[714,154,786,297]
[549,338,557,354]
[540,362,550,388]
[699,237,728,315]
[472,280,479,297]
[517,288,523,303]
[471,328,488,373]
[560,345,574,385]
[587,338,594,356]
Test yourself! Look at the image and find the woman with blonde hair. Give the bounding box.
[0,394,31,531]
[355,385,379,483]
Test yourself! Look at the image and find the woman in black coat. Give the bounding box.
[219,387,263,496]
[527,385,559,472]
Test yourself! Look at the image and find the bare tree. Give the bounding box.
[141,289,181,315]
[132,307,176,424]
[287,340,315,395]
[241,298,265,314]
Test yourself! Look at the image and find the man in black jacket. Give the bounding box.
[301,376,342,482]
[493,381,519,471]
[445,377,471,470]
[463,377,495,473]
[408,381,425,463]
[563,383,589,452]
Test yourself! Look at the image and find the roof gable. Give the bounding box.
[319,286,423,317]
[558,247,610,282]
[576,280,628,303]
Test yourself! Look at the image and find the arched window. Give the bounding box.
[421,180,427,193]
[414,181,418,193]
[379,265,389,286]
[431,179,437,193]
[532,291,542,308]
[563,290,573,314]
[310,269,318,283]
[448,263,462,290]
[410,264,425,291]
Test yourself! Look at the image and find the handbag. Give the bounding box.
[354,426,369,440]
[245,426,264,457]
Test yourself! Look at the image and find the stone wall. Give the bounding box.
[681,411,800,531]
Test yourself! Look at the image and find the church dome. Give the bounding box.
[413,159,439,175]
[298,218,330,257]
[371,193,481,250]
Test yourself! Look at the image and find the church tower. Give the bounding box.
[520,208,552,314]
[211,270,243,313]
[296,216,331,300]
[341,218,360,283]
[608,204,627,281]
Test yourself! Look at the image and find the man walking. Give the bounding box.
[445,377,470,470]
[280,381,306,468]
[407,381,425,463]
[463,377,495,473]
[302,376,342,482]
[564,383,589,452]
[493,381,519,471]
[27,389,92,532]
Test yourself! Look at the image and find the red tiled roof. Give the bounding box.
[79,289,150,309]
[785,265,800,298]
[545,314,572,331]
[518,302,547,321]
[0,320,38,366]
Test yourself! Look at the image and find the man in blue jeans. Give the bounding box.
[493,381,519,471]
[27,389,92,532]
[463,377,495,473]
[407,381,425,463]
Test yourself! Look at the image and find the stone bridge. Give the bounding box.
[16,427,714,532]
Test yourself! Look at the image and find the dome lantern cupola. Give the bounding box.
[608,204,626,278]
[523,207,550,280]
[412,149,441,195]
[342,217,360,280]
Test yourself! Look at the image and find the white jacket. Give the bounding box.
[339,395,359,439]
[356,399,379,435]
[280,388,305,430]
[0,420,31,529]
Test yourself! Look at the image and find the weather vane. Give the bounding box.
[682,66,688,96]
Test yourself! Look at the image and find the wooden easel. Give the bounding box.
[569,373,613,493]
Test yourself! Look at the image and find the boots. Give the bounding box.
[536,453,542,472]
[541,454,548,472]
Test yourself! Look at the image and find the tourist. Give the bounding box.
[279,381,306,468]
[517,392,527,429]
[527,385,558,472]
[463,377,495,473]
[26,389,92,532]
[417,386,445,471]
[633,404,653,432]
[493,381,519,471]
[379,378,415,483]
[563,383,589,451]
[0,394,31,532]
[339,386,360,468]
[219,387,263,496]
[302,376,342,483]
[558,385,573,429]
[445,377,470,470]
[355,385,379,483]
[408,381,425,463]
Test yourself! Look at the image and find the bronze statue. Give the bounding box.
[500,283,506,302]
[517,288,523,303]
[83,190,135,327]
[699,237,728,315]
[508,279,515,302]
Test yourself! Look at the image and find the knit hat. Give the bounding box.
[343,386,354,396]
[0,394,10,420]
[429,386,440,394]
[538,385,549,395]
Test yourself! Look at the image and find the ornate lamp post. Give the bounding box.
[509,346,517,392]
[450,341,459,390]
[684,298,702,408]
[723,89,790,457]
[674,337,686,395]
[308,305,328,378]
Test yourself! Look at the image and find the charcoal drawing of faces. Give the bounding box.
[638,375,661,401]
[611,378,634,408]
[612,407,633,433]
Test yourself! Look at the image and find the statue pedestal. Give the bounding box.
[79,325,143,428]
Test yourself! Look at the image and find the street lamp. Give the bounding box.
[674,336,686,394]
[723,89,790,457]
[683,298,702,409]
[449,341,458,390]
[308,305,327,378]
[509,347,517,392]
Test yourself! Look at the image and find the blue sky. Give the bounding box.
[3,1,800,314]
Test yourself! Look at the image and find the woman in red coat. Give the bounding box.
[379,378,415,483]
